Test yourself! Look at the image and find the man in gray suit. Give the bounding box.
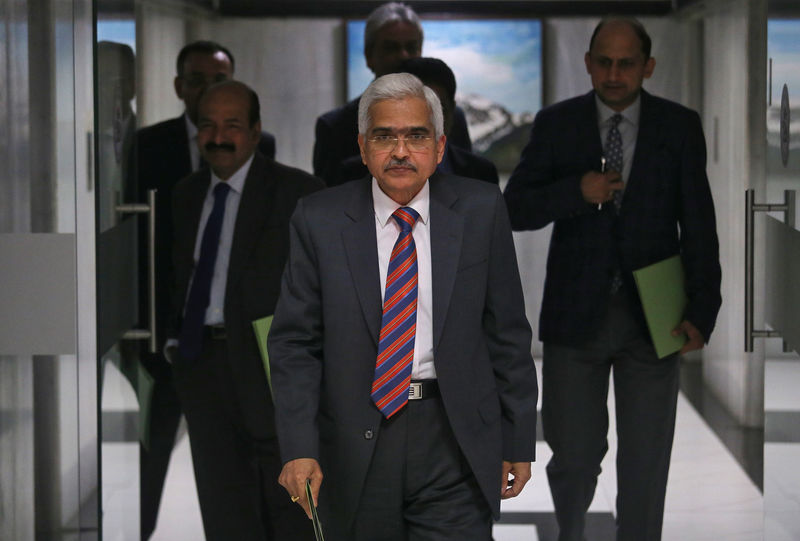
[269,73,538,540]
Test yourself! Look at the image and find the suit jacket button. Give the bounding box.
[364,429,373,440]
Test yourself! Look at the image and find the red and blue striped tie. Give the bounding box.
[372,207,420,418]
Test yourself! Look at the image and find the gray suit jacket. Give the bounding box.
[268,173,538,527]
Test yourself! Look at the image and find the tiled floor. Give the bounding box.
[764,358,800,541]
[101,358,783,540]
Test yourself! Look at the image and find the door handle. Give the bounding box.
[116,189,157,353]
[745,189,795,351]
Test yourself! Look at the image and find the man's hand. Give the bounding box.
[672,320,705,355]
[580,170,624,205]
[501,461,531,499]
[278,458,323,519]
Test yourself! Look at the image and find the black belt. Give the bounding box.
[202,325,227,340]
[408,379,439,400]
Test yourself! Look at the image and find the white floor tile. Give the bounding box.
[765,358,800,411]
[151,420,205,541]
[492,524,539,541]
[764,443,800,540]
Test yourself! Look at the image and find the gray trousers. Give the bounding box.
[323,395,493,541]
[542,291,680,541]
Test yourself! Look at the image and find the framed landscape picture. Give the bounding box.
[347,19,542,172]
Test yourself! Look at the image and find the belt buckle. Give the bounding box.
[408,382,422,400]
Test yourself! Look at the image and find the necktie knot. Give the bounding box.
[391,207,419,233]
[610,113,623,128]
[213,181,230,199]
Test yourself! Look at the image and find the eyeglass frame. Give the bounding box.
[365,133,436,152]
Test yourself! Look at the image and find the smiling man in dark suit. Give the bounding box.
[167,80,321,540]
[504,17,721,541]
[270,73,538,540]
[136,40,278,539]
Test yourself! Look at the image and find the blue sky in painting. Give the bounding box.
[767,19,800,106]
[347,19,541,114]
[97,20,136,52]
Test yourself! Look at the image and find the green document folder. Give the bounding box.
[252,315,274,395]
[632,255,688,358]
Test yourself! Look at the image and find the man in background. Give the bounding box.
[167,80,321,539]
[312,1,472,187]
[339,57,499,185]
[136,40,277,539]
[504,17,721,541]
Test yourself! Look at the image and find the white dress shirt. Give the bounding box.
[190,154,254,325]
[596,94,641,187]
[166,154,254,359]
[372,179,436,380]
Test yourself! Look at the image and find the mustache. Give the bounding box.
[204,142,236,153]
[385,158,417,171]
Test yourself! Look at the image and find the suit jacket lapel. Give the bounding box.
[626,90,661,204]
[171,115,193,175]
[342,179,382,346]
[227,153,274,293]
[429,174,462,351]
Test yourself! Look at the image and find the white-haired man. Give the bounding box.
[270,73,538,540]
[312,2,472,187]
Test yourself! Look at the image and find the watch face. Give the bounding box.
[781,83,791,167]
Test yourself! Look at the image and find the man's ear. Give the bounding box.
[358,134,367,164]
[584,51,592,74]
[644,56,656,79]
[173,76,183,100]
[435,134,446,164]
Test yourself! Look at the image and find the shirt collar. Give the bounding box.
[184,113,198,140]
[209,153,254,195]
[595,93,641,128]
[372,178,430,228]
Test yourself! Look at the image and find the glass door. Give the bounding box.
[95,5,150,539]
[764,15,800,541]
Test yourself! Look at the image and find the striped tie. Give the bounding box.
[372,207,420,418]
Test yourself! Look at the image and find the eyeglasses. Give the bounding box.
[367,134,434,152]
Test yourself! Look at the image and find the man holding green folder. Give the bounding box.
[167,81,322,540]
[504,17,722,541]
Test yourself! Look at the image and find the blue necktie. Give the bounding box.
[605,113,624,210]
[372,207,419,418]
[178,182,231,361]
[605,114,624,293]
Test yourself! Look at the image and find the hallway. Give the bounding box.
[101,359,771,540]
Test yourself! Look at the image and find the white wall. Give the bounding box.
[202,17,344,171]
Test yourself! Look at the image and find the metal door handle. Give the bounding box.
[745,189,795,351]
[116,189,157,353]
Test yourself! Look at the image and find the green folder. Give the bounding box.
[252,315,274,395]
[632,255,688,358]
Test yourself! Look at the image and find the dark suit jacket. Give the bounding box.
[169,152,323,439]
[313,97,473,187]
[137,115,276,348]
[504,90,722,345]
[268,173,538,528]
[338,144,499,186]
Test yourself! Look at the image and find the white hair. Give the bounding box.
[358,72,444,139]
[364,2,423,57]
